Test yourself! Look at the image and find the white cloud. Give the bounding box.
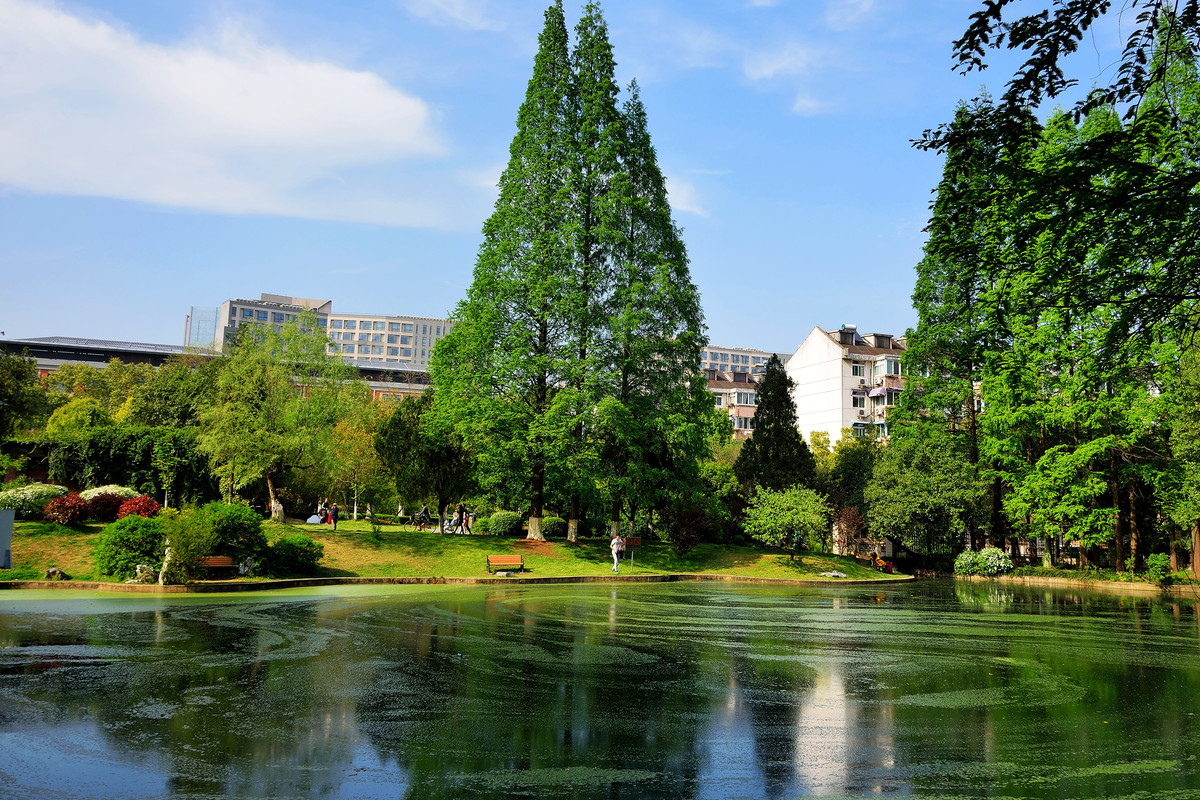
[825,0,876,30]
[401,0,504,31]
[665,174,706,217]
[0,0,458,226]
[743,41,818,80]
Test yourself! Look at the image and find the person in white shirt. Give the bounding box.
[610,535,623,573]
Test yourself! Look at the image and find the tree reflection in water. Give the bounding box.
[0,581,1199,798]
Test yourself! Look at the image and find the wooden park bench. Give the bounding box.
[199,555,236,575]
[486,554,524,574]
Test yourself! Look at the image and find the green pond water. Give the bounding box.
[1,580,1199,799]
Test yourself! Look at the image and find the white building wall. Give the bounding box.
[786,326,850,445]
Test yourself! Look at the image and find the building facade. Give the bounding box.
[700,344,781,376]
[705,368,760,439]
[205,293,452,372]
[785,324,906,444]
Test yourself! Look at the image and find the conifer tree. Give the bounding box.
[431,1,576,540]
[733,355,814,492]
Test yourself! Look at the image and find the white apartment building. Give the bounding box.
[700,345,781,376]
[785,324,906,444]
[191,294,452,372]
[705,368,760,439]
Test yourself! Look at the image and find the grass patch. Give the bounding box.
[3,516,904,583]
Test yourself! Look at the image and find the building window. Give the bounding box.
[271,312,284,323]
[400,336,410,345]
[256,310,269,321]
[700,351,708,360]
[387,334,397,344]
[720,353,729,362]
[241,308,254,319]
[401,348,412,357]
[331,319,343,329]
[736,392,756,405]
[852,394,865,408]
[402,323,413,333]
[713,394,724,406]
[358,345,370,354]
[342,344,354,354]
[422,325,428,335]
[852,363,865,377]
[735,417,755,430]
[387,347,399,356]
[372,346,383,355]
[436,326,441,336]
[372,333,382,342]
[421,349,426,358]
[344,320,357,330]
[389,323,401,332]
[887,359,903,376]
[329,332,339,341]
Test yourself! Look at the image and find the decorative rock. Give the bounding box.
[237,557,255,576]
[125,564,158,584]
[819,571,847,579]
[44,567,70,581]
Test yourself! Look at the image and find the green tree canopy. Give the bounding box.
[734,355,814,492]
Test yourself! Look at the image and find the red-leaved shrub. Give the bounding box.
[43,493,89,525]
[117,496,161,519]
[86,493,126,522]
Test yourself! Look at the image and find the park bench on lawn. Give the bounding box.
[486,554,524,574]
[199,555,236,576]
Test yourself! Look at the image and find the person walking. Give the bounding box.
[456,502,472,534]
[330,502,339,531]
[417,503,431,532]
[610,533,623,573]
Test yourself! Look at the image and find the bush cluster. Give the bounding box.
[118,496,160,519]
[473,516,491,534]
[954,546,1014,577]
[0,483,68,519]
[80,485,138,502]
[43,492,89,525]
[96,515,165,580]
[542,516,566,538]
[490,511,522,537]
[1145,553,1172,584]
[264,533,325,577]
[199,502,266,559]
[86,493,126,522]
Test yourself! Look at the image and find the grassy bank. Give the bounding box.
[5,518,902,583]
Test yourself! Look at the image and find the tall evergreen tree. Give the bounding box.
[432,1,576,540]
[733,355,814,492]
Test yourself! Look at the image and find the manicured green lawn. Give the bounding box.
[3,517,903,583]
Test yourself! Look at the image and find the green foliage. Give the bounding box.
[734,355,815,492]
[126,357,218,428]
[954,546,1013,577]
[490,511,523,537]
[95,515,164,579]
[198,502,267,560]
[80,485,138,501]
[743,485,830,557]
[85,493,125,522]
[473,516,491,533]
[43,493,88,525]
[542,516,567,538]
[0,482,67,519]
[45,397,111,440]
[1145,552,1173,583]
[48,427,217,504]
[0,349,44,437]
[264,533,324,577]
[866,424,986,556]
[159,508,218,585]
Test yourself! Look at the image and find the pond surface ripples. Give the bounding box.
[1,580,1199,799]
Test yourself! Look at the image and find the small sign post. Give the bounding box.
[0,509,13,570]
[625,537,641,574]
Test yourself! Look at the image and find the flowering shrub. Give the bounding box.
[80,485,138,502]
[954,546,1014,576]
[86,493,126,522]
[0,483,68,519]
[43,493,90,525]
[117,496,161,519]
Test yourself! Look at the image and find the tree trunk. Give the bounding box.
[1192,521,1200,577]
[527,453,545,541]
[1110,466,1125,572]
[1169,523,1179,573]
[1128,484,1141,572]
[567,494,580,543]
[266,473,284,523]
[610,498,621,539]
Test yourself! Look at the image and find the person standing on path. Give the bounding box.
[330,502,339,531]
[456,502,472,534]
[610,534,623,573]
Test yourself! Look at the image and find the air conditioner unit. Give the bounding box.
[858,410,866,417]
[858,378,865,385]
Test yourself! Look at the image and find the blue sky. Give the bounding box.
[0,0,1127,353]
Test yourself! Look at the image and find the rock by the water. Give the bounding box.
[126,564,158,584]
[44,567,70,581]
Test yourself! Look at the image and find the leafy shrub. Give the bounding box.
[118,496,160,519]
[1145,553,1172,584]
[264,533,324,577]
[43,492,89,525]
[80,485,138,502]
[954,546,1013,576]
[666,502,714,557]
[199,502,267,559]
[96,516,165,580]
[159,508,218,585]
[0,483,68,519]
[490,511,522,537]
[542,516,566,538]
[86,493,126,522]
[473,516,491,534]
